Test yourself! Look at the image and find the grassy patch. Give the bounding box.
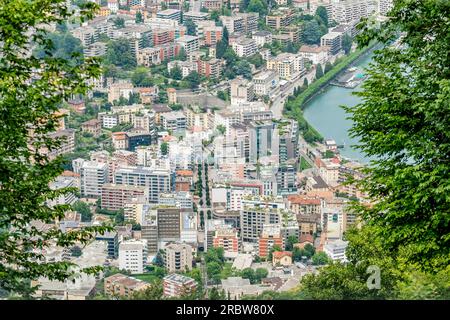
[299,157,312,171]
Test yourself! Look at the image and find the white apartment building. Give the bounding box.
[98,113,118,129]
[321,31,342,55]
[299,45,330,65]
[114,166,171,203]
[378,0,393,16]
[167,60,197,78]
[252,31,273,47]
[175,35,200,54]
[119,239,148,274]
[331,0,377,24]
[220,15,244,34]
[80,161,108,198]
[159,191,193,209]
[161,111,187,132]
[319,158,340,186]
[267,53,297,80]
[232,38,257,58]
[240,207,282,243]
[107,0,119,13]
[324,240,348,262]
[252,70,279,96]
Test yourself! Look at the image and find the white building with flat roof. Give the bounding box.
[175,35,200,54]
[324,240,348,262]
[80,161,108,198]
[119,239,148,274]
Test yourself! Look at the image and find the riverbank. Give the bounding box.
[284,42,379,143]
[298,41,379,109]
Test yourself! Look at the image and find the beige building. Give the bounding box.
[167,88,177,105]
[272,251,293,266]
[164,242,193,273]
[104,273,150,298]
[267,53,296,80]
[81,119,101,137]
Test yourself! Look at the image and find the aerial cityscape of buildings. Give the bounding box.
[28,0,393,300]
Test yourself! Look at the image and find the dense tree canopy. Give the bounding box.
[0,0,111,297]
[301,20,322,45]
[106,38,136,70]
[346,0,450,273]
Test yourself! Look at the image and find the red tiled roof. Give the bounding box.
[287,195,321,205]
[273,251,292,259]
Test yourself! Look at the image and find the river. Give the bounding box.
[303,52,375,163]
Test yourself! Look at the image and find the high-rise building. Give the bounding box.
[157,208,181,242]
[114,166,171,203]
[213,228,239,253]
[164,243,193,273]
[118,239,148,274]
[95,231,119,258]
[101,183,148,211]
[258,224,284,258]
[240,206,281,243]
[80,161,108,198]
[248,121,279,163]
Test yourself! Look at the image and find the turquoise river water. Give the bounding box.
[303,52,375,163]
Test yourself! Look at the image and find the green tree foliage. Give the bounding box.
[35,32,84,61]
[285,235,298,251]
[217,125,226,135]
[311,252,330,265]
[184,19,197,36]
[170,65,183,80]
[131,67,153,87]
[345,0,450,273]
[315,6,328,27]
[160,142,169,155]
[217,90,229,101]
[70,246,83,257]
[135,11,143,24]
[154,250,165,268]
[216,27,229,59]
[73,200,93,222]
[208,287,226,300]
[301,20,322,45]
[303,243,316,258]
[315,64,324,79]
[176,47,187,61]
[341,33,352,54]
[240,0,250,12]
[247,0,268,16]
[0,0,111,297]
[184,71,201,89]
[114,209,125,225]
[255,268,269,282]
[324,62,333,73]
[113,17,125,28]
[232,60,252,80]
[246,53,264,68]
[106,38,136,70]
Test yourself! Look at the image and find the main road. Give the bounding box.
[270,67,317,119]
